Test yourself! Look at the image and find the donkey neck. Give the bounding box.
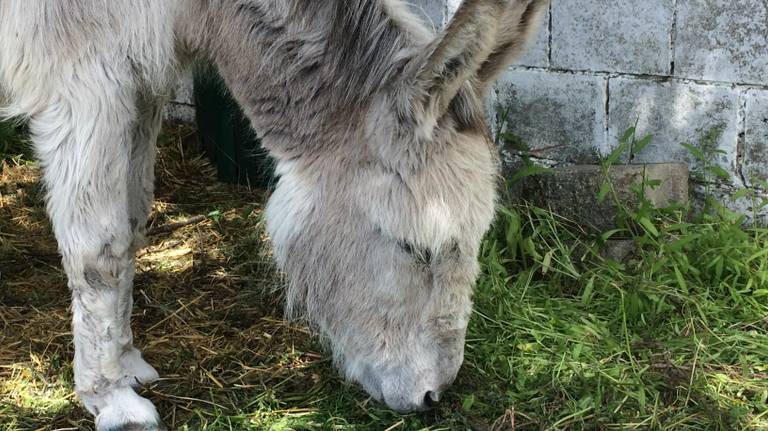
[187,0,432,160]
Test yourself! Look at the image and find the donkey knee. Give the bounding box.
[64,238,133,284]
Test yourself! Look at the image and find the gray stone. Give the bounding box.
[521,163,689,232]
[690,182,768,225]
[164,103,195,123]
[551,0,673,75]
[602,240,637,262]
[445,0,461,17]
[494,69,608,165]
[171,74,194,106]
[167,73,195,122]
[409,0,445,31]
[744,89,768,187]
[644,163,692,208]
[608,77,740,184]
[675,0,768,84]
[513,6,550,68]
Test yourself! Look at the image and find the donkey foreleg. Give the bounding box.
[117,94,167,389]
[30,82,164,430]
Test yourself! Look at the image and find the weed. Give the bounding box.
[0,119,31,164]
[461,129,768,429]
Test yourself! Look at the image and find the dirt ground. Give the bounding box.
[0,124,365,430]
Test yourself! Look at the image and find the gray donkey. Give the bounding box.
[0,0,548,429]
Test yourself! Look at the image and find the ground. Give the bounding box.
[0,125,493,430]
[1,124,768,430]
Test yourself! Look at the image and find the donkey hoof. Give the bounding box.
[95,387,162,431]
[103,421,167,431]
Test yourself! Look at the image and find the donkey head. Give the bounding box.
[266,0,549,412]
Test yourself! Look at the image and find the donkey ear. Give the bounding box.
[403,0,505,125]
[474,0,550,94]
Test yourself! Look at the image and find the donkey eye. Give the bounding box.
[397,239,432,266]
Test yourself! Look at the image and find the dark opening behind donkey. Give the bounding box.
[0,0,548,429]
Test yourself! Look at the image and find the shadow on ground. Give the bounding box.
[1,124,451,431]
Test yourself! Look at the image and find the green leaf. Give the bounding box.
[597,181,612,203]
[638,217,659,237]
[600,229,626,242]
[605,143,627,166]
[731,188,751,200]
[633,134,653,155]
[637,387,647,413]
[581,276,595,305]
[620,127,636,145]
[747,248,768,263]
[511,165,553,183]
[645,179,662,188]
[681,143,706,162]
[542,250,554,274]
[207,210,222,222]
[462,394,476,412]
[674,265,688,293]
[505,210,521,253]
[707,166,731,180]
[500,132,530,151]
[668,235,696,252]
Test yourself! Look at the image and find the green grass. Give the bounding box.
[2,125,767,430]
[0,119,30,162]
[464,200,768,429]
[452,128,768,429]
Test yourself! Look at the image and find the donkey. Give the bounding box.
[0,0,548,429]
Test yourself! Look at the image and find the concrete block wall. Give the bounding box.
[168,0,768,218]
[480,0,768,220]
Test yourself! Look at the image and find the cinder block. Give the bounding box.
[551,0,673,75]
[744,89,768,185]
[675,0,768,84]
[409,0,445,31]
[172,75,194,106]
[164,103,195,123]
[608,77,740,183]
[494,70,607,165]
[521,163,689,232]
[513,6,550,68]
[445,0,461,17]
[691,183,768,225]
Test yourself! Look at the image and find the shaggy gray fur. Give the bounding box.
[0,0,549,427]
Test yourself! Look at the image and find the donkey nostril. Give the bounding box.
[424,391,440,408]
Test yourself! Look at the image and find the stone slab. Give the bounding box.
[521,163,689,232]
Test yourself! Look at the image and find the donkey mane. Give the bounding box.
[326,0,487,134]
[208,0,486,156]
[326,0,430,108]
[193,0,448,162]
[192,0,437,156]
